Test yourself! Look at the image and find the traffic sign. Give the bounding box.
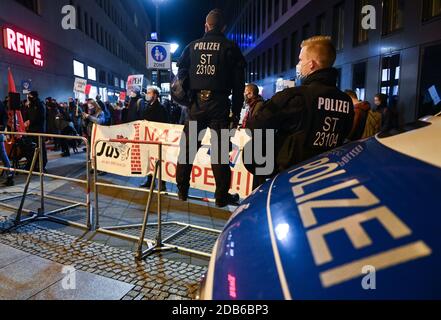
[146,42,172,70]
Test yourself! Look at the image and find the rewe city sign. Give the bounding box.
[2,27,44,67]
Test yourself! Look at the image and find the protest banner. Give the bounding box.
[92,121,254,198]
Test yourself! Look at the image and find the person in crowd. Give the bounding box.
[242,83,265,129]
[374,93,399,133]
[140,86,169,190]
[249,36,354,184]
[55,104,78,157]
[0,99,14,186]
[111,101,124,125]
[96,95,112,126]
[68,97,82,139]
[125,89,145,123]
[82,100,106,141]
[23,91,47,171]
[345,90,371,141]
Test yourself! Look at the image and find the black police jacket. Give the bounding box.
[251,68,354,172]
[178,29,246,117]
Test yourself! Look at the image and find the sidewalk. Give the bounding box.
[0,150,233,300]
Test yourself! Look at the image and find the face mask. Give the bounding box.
[130,93,137,98]
[146,95,154,102]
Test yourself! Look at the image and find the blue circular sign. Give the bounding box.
[151,45,167,62]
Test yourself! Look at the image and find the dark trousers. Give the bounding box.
[176,95,231,201]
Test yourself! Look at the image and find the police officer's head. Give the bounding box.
[297,36,337,79]
[244,84,259,103]
[147,86,160,103]
[205,9,226,33]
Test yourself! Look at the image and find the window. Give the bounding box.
[418,43,441,118]
[423,0,441,21]
[99,71,106,84]
[267,48,273,76]
[114,77,119,88]
[333,2,345,50]
[290,31,298,69]
[380,54,400,97]
[281,38,288,72]
[275,0,280,22]
[354,0,370,45]
[262,0,267,33]
[77,5,83,31]
[121,79,125,89]
[84,12,89,35]
[268,0,273,28]
[282,0,288,14]
[352,62,367,101]
[302,23,310,40]
[382,0,404,35]
[73,60,85,78]
[274,43,280,74]
[14,0,39,14]
[316,13,326,35]
[87,66,96,81]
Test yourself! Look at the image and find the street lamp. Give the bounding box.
[152,0,166,41]
[170,43,179,54]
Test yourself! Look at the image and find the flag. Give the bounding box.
[7,67,17,93]
[6,67,25,135]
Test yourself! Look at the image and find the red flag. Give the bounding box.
[7,67,17,93]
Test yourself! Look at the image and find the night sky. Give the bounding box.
[143,0,231,57]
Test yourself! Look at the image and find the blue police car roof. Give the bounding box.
[204,115,441,300]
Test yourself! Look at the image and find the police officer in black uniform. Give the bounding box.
[250,36,354,176]
[176,9,246,207]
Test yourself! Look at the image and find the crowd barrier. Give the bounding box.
[0,131,92,230]
[93,138,222,260]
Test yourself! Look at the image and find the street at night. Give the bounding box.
[0,0,440,312]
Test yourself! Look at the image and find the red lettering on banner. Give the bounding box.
[203,168,215,186]
[192,166,202,183]
[165,162,176,178]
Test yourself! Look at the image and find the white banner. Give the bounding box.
[73,77,87,94]
[126,75,144,93]
[92,121,254,198]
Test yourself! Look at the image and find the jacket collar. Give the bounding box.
[302,68,339,87]
[203,29,225,38]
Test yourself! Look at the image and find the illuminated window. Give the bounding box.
[380,54,400,97]
[333,2,345,51]
[73,60,85,78]
[87,66,96,81]
[423,0,441,21]
[382,0,404,35]
[353,62,367,101]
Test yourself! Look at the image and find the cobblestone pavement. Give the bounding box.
[0,222,207,300]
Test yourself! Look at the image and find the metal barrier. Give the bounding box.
[0,131,92,230]
[93,138,222,260]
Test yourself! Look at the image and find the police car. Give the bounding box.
[200,114,441,300]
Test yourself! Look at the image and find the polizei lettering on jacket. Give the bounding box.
[318,97,350,114]
[193,42,221,51]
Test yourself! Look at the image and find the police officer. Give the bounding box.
[250,36,354,175]
[176,9,246,207]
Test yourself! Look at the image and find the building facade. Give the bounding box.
[223,0,441,123]
[0,0,151,102]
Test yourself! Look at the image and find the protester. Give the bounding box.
[82,100,106,140]
[23,91,47,171]
[125,90,145,123]
[345,90,371,141]
[374,93,399,133]
[0,99,14,186]
[242,84,265,129]
[140,87,169,190]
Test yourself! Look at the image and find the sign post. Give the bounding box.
[146,42,172,95]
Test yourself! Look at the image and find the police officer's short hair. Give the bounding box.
[206,9,225,31]
[246,84,259,97]
[147,86,161,96]
[301,36,337,68]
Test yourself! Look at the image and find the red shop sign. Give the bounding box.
[2,27,44,67]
